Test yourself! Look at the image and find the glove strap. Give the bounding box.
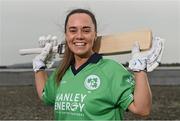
[34,66,46,72]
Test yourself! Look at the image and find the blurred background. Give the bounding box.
[0,0,180,66]
[0,0,180,120]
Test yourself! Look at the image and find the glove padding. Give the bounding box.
[38,35,58,48]
[33,35,58,72]
[129,36,165,72]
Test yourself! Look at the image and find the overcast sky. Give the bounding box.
[0,0,180,66]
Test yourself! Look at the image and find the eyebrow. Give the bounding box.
[82,26,91,29]
[68,26,92,29]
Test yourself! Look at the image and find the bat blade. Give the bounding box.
[93,29,152,55]
[19,29,152,56]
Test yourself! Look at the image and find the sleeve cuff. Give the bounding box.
[121,94,134,111]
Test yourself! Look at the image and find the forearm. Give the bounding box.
[128,37,164,116]
[34,71,48,100]
[130,71,152,116]
[32,36,57,100]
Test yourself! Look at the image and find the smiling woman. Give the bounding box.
[56,9,98,84]
[65,13,97,66]
[31,8,158,120]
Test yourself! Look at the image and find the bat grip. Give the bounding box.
[19,44,66,55]
[19,46,58,55]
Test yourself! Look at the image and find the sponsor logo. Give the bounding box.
[84,75,101,90]
[126,76,135,85]
[55,93,87,113]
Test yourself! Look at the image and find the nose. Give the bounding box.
[76,30,84,40]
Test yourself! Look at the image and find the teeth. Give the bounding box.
[74,42,85,46]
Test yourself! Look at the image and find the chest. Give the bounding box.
[54,69,115,118]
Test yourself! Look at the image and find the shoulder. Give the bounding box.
[49,69,57,80]
[45,69,58,87]
[99,58,119,66]
[96,58,132,79]
[99,58,128,72]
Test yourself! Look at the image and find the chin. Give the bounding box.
[69,45,93,57]
[73,51,92,58]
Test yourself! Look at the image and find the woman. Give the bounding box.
[33,8,153,120]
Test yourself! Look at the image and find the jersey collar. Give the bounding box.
[71,53,102,75]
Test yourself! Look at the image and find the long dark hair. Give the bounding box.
[56,8,97,84]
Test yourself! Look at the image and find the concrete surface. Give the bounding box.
[0,85,179,120]
[0,67,179,120]
[0,67,180,86]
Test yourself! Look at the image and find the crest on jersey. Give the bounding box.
[84,75,101,90]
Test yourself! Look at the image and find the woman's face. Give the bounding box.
[65,13,97,57]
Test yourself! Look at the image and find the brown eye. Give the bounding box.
[82,28,91,33]
[69,29,77,33]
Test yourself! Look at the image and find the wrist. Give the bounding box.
[33,59,46,72]
[133,70,147,74]
[133,71,148,80]
[34,66,46,72]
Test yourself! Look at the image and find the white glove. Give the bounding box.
[33,35,58,72]
[129,36,165,72]
[38,35,58,48]
[129,42,147,72]
[146,37,165,71]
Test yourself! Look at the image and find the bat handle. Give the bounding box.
[19,43,66,55]
[19,48,40,55]
[19,46,58,55]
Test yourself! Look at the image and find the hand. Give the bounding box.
[38,35,58,48]
[33,35,58,72]
[129,37,165,72]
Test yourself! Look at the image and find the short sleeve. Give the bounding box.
[111,63,135,111]
[42,70,58,105]
[117,74,134,110]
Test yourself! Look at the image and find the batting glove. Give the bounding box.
[146,37,165,72]
[129,42,147,72]
[129,36,165,72]
[33,35,58,72]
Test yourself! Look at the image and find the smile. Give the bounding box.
[74,42,86,46]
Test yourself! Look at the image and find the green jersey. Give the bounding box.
[42,53,135,120]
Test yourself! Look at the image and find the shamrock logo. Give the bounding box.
[87,78,98,88]
[84,75,101,90]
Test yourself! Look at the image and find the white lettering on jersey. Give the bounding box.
[55,93,87,113]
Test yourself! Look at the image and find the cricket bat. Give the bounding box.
[19,29,152,56]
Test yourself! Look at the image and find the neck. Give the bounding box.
[74,52,94,69]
